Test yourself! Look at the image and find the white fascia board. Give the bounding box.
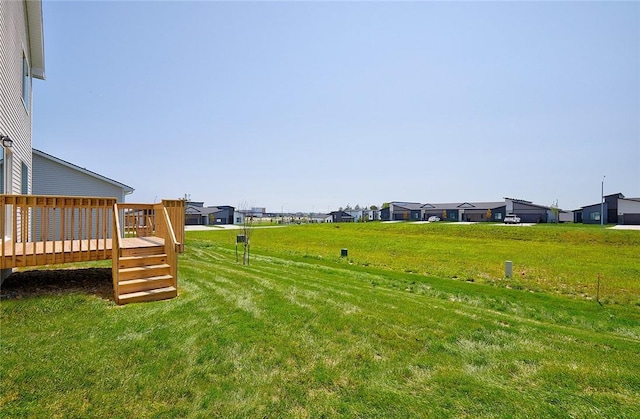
[26,0,46,80]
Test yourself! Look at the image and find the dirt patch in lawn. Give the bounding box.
[0,268,113,301]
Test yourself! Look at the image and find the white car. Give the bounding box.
[428,216,441,222]
[504,214,521,224]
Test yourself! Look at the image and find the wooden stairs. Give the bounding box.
[112,203,181,305]
[115,241,177,304]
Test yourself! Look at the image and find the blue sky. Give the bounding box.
[34,1,639,212]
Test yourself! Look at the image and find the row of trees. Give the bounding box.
[338,204,379,212]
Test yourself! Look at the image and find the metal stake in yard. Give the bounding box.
[505,261,512,279]
[236,234,245,263]
[597,273,602,306]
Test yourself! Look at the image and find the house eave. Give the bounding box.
[26,0,46,80]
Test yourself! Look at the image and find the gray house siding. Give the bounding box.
[617,198,640,225]
[581,203,607,224]
[1,0,45,281]
[391,207,421,221]
[463,207,507,222]
[604,194,620,224]
[440,209,457,221]
[31,150,133,241]
[0,0,44,197]
[511,202,548,223]
[491,207,507,222]
[210,207,234,225]
[573,210,583,223]
[32,151,132,201]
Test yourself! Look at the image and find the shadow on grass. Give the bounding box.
[0,268,113,302]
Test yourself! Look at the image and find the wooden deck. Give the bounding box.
[0,195,184,304]
[0,237,164,268]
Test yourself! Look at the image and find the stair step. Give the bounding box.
[117,286,177,305]
[121,246,165,257]
[118,275,174,294]
[118,264,171,281]
[119,254,168,269]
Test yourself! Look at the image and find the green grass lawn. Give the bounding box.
[1,223,639,417]
[240,222,640,305]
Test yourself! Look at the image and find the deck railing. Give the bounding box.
[0,195,116,268]
[0,195,185,271]
[161,199,185,253]
[112,202,182,242]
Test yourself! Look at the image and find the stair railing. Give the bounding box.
[112,202,123,300]
[161,199,185,253]
[154,203,179,282]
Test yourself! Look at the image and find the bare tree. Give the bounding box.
[242,213,253,265]
[237,201,254,265]
[550,200,560,223]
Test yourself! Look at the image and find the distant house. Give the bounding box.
[381,198,570,223]
[368,209,381,221]
[577,193,640,225]
[185,202,206,225]
[504,198,555,223]
[310,213,332,223]
[330,211,354,223]
[32,149,133,201]
[383,201,507,222]
[557,210,573,223]
[381,202,423,221]
[422,202,506,222]
[234,210,260,225]
[185,202,235,225]
[346,209,380,222]
[210,206,235,225]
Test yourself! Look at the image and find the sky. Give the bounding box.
[33,0,639,213]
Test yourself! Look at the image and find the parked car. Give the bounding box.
[504,214,521,224]
[428,216,441,222]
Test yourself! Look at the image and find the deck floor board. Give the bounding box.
[1,237,164,268]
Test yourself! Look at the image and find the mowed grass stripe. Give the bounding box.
[187,244,374,314]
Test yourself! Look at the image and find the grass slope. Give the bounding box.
[232,222,640,305]
[2,226,639,417]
